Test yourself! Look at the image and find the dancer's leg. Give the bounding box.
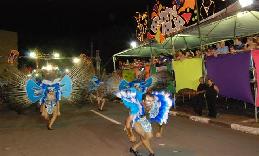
[99,98,105,111]
[125,115,136,142]
[48,106,58,129]
[89,93,95,104]
[132,141,143,151]
[155,124,163,138]
[41,105,48,120]
[40,104,43,113]
[141,136,154,154]
[133,122,154,154]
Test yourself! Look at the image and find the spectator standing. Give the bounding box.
[217,41,229,54]
[206,78,219,118]
[234,37,244,51]
[245,37,256,50]
[194,77,207,116]
[229,45,237,54]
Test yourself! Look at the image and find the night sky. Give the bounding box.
[0,0,236,71]
[0,0,150,69]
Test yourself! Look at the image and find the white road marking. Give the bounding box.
[90,110,122,125]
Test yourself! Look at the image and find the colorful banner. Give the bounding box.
[151,0,198,37]
[173,58,203,92]
[252,50,259,107]
[149,0,238,39]
[122,69,136,82]
[206,52,254,104]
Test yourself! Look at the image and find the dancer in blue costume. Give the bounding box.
[88,76,106,111]
[26,75,72,130]
[116,76,153,142]
[135,92,172,156]
[116,87,143,143]
[116,83,173,156]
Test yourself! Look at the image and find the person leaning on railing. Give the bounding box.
[216,41,229,54]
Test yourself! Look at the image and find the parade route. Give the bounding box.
[1,101,259,156]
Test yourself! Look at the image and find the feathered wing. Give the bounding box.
[68,57,95,103]
[87,76,100,92]
[119,79,130,90]
[115,87,143,114]
[149,91,174,125]
[131,76,157,93]
[144,77,153,88]
[25,79,44,103]
[139,76,154,93]
[60,75,72,98]
[105,77,128,94]
[149,75,158,89]
[0,66,32,107]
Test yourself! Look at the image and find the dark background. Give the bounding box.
[0,0,236,72]
[0,0,150,71]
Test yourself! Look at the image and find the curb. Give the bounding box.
[170,111,259,136]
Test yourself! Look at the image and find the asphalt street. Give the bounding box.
[0,101,259,156]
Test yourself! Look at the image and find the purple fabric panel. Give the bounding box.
[206,52,254,104]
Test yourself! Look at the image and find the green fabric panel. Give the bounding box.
[150,65,157,75]
[167,80,175,94]
[167,63,172,73]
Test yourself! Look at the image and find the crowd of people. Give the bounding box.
[118,56,170,70]
[114,36,259,120]
[174,36,259,60]
[117,36,259,71]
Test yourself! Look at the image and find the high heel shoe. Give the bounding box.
[47,125,54,130]
[149,153,155,156]
[129,147,141,156]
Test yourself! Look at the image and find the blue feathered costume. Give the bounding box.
[115,77,174,132]
[88,76,102,93]
[26,75,72,114]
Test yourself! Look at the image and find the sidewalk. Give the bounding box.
[171,107,259,136]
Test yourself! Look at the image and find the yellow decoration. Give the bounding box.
[178,0,196,13]
[134,12,148,42]
[155,25,165,44]
[173,58,203,92]
[122,69,136,82]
